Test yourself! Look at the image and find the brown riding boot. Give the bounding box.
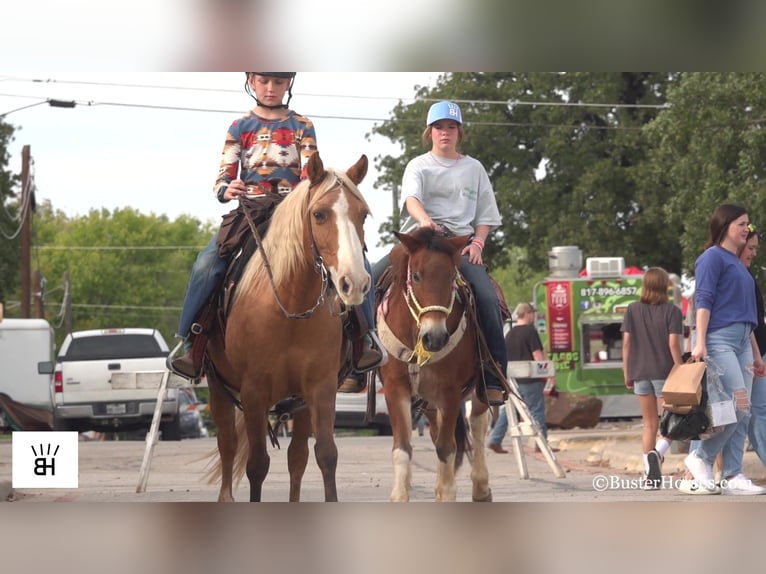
[168,333,206,381]
[352,331,388,372]
[338,374,367,393]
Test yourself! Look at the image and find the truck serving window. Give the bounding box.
[61,334,166,361]
[581,321,623,367]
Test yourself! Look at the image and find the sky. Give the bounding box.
[0,73,441,262]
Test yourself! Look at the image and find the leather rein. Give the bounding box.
[243,175,346,320]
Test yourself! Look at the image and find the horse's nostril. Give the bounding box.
[340,278,351,295]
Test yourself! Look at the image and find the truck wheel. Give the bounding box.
[160,416,182,441]
[53,417,71,431]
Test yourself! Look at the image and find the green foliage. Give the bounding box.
[8,200,212,348]
[371,72,683,282]
[645,72,766,280]
[0,118,20,304]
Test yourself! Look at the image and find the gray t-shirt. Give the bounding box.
[621,301,683,381]
[399,152,502,236]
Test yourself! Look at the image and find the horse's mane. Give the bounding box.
[236,168,368,300]
[389,227,460,288]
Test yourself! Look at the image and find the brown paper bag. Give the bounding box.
[662,361,706,406]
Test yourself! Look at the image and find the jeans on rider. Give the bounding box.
[372,253,507,393]
[177,233,227,340]
[458,256,507,392]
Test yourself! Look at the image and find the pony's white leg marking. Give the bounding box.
[330,190,369,306]
[435,452,457,502]
[391,447,411,502]
[470,409,491,501]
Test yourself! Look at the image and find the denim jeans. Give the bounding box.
[747,365,766,467]
[177,234,376,340]
[489,381,547,444]
[177,234,225,338]
[696,323,753,474]
[372,253,507,390]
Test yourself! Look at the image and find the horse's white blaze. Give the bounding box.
[329,190,369,306]
[391,447,411,502]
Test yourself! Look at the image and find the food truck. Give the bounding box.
[532,246,682,418]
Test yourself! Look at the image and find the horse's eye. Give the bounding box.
[411,272,421,284]
[313,210,327,224]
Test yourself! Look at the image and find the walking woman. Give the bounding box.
[684,204,766,495]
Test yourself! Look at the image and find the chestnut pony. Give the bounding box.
[205,153,371,502]
[377,228,493,502]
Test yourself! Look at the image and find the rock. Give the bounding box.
[545,392,602,429]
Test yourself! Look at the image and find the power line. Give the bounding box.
[34,245,205,251]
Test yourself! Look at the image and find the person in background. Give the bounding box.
[684,204,766,495]
[722,226,766,474]
[488,303,556,453]
[621,267,683,490]
[367,100,507,406]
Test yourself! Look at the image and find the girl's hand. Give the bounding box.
[462,242,484,265]
[624,379,634,390]
[224,179,246,200]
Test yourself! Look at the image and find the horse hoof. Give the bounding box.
[472,489,492,502]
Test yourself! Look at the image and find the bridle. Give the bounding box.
[403,260,458,327]
[244,174,349,319]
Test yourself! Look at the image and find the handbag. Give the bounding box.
[659,407,710,441]
[662,359,706,406]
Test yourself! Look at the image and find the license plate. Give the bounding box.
[106,403,127,415]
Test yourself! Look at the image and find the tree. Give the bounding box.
[17,202,213,347]
[370,72,680,281]
[645,73,766,280]
[0,117,20,305]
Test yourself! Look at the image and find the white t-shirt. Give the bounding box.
[399,152,502,236]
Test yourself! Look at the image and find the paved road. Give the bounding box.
[2,424,766,502]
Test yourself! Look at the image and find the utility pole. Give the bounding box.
[33,270,45,319]
[20,145,31,318]
[63,271,72,335]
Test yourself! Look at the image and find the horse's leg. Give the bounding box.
[385,378,414,502]
[287,407,311,502]
[468,395,492,502]
[433,402,460,502]
[241,390,270,502]
[309,387,338,502]
[208,374,237,502]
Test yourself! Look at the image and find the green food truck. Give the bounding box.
[532,246,682,418]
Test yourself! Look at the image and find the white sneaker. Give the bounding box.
[678,478,721,495]
[720,473,766,496]
[684,452,716,490]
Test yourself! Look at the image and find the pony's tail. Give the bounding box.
[454,410,473,470]
[203,410,249,486]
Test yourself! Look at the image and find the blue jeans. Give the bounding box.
[177,234,376,340]
[748,365,766,467]
[489,381,547,444]
[696,323,753,474]
[372,253,507,390]
[177,234,225,339]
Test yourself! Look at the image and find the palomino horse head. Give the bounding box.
[237,153,371,309]
[393,228,471,353]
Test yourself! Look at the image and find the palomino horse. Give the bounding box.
[205,153,371,502]
[377,228,493,502]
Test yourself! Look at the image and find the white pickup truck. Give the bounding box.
[53,328,186,440]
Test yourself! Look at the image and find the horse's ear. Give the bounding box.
[394,231,421,254]
[346,155,368,185]
[308,152,326,186]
